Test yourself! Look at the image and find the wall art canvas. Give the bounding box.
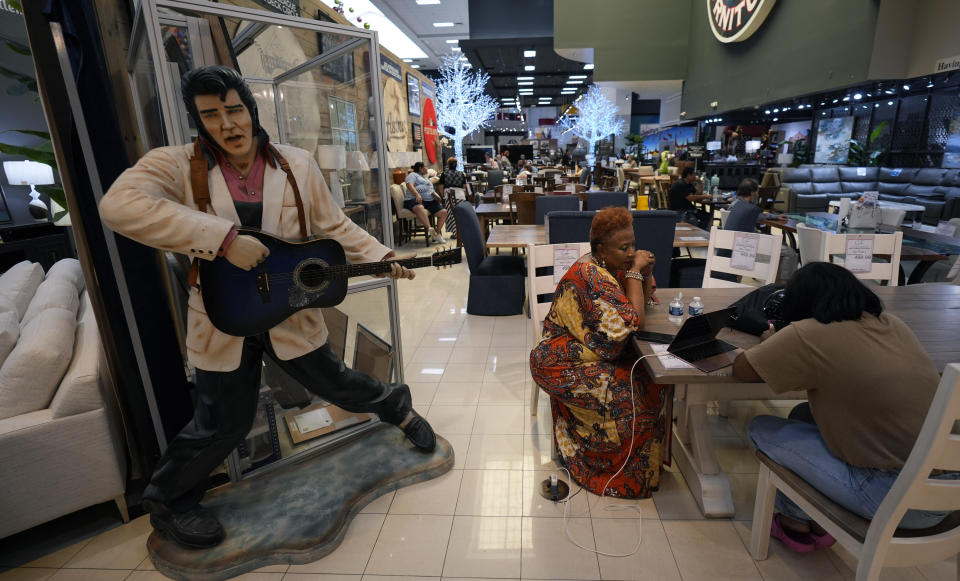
[944,108,960,169]
[406,73,421,117]
[814,116,854,164]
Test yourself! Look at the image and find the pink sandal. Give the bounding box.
[770,514,816,553]
[809,530,836,549]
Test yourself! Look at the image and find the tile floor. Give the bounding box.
[0,237,952,581]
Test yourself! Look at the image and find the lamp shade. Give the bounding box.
[3,160,54,186]
[345,150,370,172]
[316,144,346,169]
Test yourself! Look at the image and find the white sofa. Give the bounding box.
[0,259,128,539]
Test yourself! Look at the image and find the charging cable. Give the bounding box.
[557,353,658,557]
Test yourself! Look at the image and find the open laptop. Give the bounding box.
[634,307,740,372]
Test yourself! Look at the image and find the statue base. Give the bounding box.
[147,424,453,580]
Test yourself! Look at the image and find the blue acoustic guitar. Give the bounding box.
[199,229,461,337]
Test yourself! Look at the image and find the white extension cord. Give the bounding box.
[554,354,656,557]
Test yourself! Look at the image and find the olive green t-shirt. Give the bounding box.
[744,313,939,470]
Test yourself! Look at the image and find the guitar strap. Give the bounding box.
[187,139,308,288]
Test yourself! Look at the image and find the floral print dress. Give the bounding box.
[530,261,666,498]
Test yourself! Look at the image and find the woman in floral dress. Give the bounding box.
[530,207,666,498]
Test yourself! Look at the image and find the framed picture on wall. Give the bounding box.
[411,122,422,151]
[0,184,12,225]
[814,116,855,164]
[406,73,421,117]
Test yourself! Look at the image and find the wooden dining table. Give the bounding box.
[475,202,513,238]
[632,284,960,518]
[484,222,711,250]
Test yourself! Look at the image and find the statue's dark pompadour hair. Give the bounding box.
[181,65,265,147]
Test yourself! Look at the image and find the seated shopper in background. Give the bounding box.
[668,167,711,228]
[724,178,796,281]
[404,161,448,244]
[733,262,949,553]
[723,178,787,231]
[516,163,534,185]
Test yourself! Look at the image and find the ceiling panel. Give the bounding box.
[369,1,590,108]
[459,38,593,108]
[370,0,469,68]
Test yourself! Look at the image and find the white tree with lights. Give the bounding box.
[433,55,498,171]
[558,85,625,169]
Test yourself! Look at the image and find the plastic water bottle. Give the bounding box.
[668,292,685,324]
[689,296,704,316]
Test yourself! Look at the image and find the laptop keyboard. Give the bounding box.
[673,341,736,362]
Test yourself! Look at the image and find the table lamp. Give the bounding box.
[316,144,346,208]
[3,160,54,220]
[345,151,370,202]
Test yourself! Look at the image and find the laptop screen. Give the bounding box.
[669,308,736,352]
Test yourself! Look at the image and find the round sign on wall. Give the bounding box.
[422,98,438,164]
[707,0,777,43]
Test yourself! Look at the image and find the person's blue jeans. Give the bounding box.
[747,404,952,530]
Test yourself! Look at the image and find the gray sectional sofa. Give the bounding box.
[781,166,960,223]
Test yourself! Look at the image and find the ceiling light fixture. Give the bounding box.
[518,81,533,86]
[411,64,421,69]
[853,93,862,100]
[433,21,455,27]
[524,65,535,71]
[566,80,583,84]
[569,75,587,79]
[903,84,911,90]
[451,47,461,52]
[402,59,413,63]
[523,50,536,57]
[445,39,458,44]
[517,76,533,81]
[416,0,441,4]
[584,64,594,70]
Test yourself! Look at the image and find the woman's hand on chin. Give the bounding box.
[632,250,655,274]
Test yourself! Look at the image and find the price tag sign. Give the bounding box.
[857,167,867,176]
[553,246,581,284]
[555,176,562,184]
[503,184,513,197]
[862,191,879,207]
[565,184,576,192]
[535,187,544,194]
[845,235,874,273]
[730,234,758,271]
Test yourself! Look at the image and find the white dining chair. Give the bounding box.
[796,222,827,266]
[527,242,591,416]
[702,229,782,288]
[822,230,903,286]
[750,363,960,581]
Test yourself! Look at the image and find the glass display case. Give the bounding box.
[127,0,401,478]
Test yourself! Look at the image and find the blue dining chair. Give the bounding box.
[584,192,629,211]
[453,201,525,315]
[545,210,677,286]
[535,196,580,225]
